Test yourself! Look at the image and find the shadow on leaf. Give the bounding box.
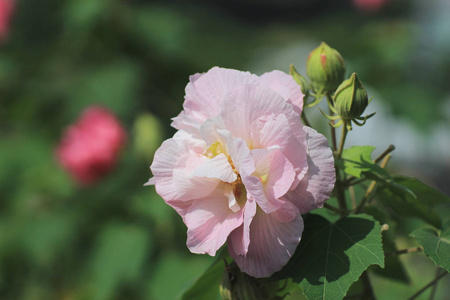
[272,213,383,298]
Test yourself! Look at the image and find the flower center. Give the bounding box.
[204,141,224,158]
[204,141,247,211]
[205,141,240,179]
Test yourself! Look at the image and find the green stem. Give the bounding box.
[325,93,347,213]
[374,144,395,164]
[301,111,311,127]
[346,178,366,187]
[326,93,337,151]
[408,271,448,300]
[355,154,391,214]
[324,203,349,214]
[349,185,357,210]
[337,124,348,159]
[429,268,444,300]
[335,176,348,215]
[335,122,349,213]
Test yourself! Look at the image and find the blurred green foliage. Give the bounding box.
[0,0,449,299]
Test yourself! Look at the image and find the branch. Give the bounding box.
[385,246,423,256]
[355,154,391,214]
[374,144,395,164]
[407,270,448,300]
[324,203,350,215]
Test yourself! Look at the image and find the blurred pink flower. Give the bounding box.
[0,0,13,40]
[353,0,389,13]
[56,106,126,185]
[147,67,335,278]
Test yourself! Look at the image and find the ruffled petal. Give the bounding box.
[229,206,303,278]
[171,111,203,138]
[259,149,296,200]
[251,113,307,179]
[259,70,304,116]
[185,186,245,256]
[249,149,295,215]
[219,84,309,183]
[150,131,219,204]
[284,126,336,214]
[191,153,237,183]
[218,129,256,178]
[172,67,259,132]
[199,117,226,147]
[220,85,291,146]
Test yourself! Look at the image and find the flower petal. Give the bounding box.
[284,126,336,214]
[220,85,291,145]
[218,129,256,178]
[172,67,259,132]
[249,148,296,215]
[251,113,307,178]
[191,153,237,183]
[144,177,156,186]
[254,148,296,200]
[219,84,309,183]
[185,186,244,256]
[260,70,304,116]
[229,206,303,278]
[150,131,219,203]
[227,199,257,256]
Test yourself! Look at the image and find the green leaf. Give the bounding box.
[363,205,410,283]
[341,147,413,198]
[373,234,410,283]
[410,222,450,272]
[273,214,384,300]
[179,252,226,300]
[341,146,376,178]
[376,176,450,228]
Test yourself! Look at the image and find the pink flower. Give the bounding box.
[56,106,126,185]
[0,0,13,41]
[148,67,335,278]
[352,0,389,13]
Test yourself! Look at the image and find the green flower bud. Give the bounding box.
[334,73,369,120]
[289,64,311,99]
[306,42,346,93]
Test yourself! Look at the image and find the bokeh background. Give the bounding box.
[1,0,449,299]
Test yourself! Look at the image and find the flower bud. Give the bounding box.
[289,64,311,99]
[333,73,369,120]
[306,42,346,93]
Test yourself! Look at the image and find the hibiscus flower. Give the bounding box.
[56,106,126,185]
[147,67,335,278]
